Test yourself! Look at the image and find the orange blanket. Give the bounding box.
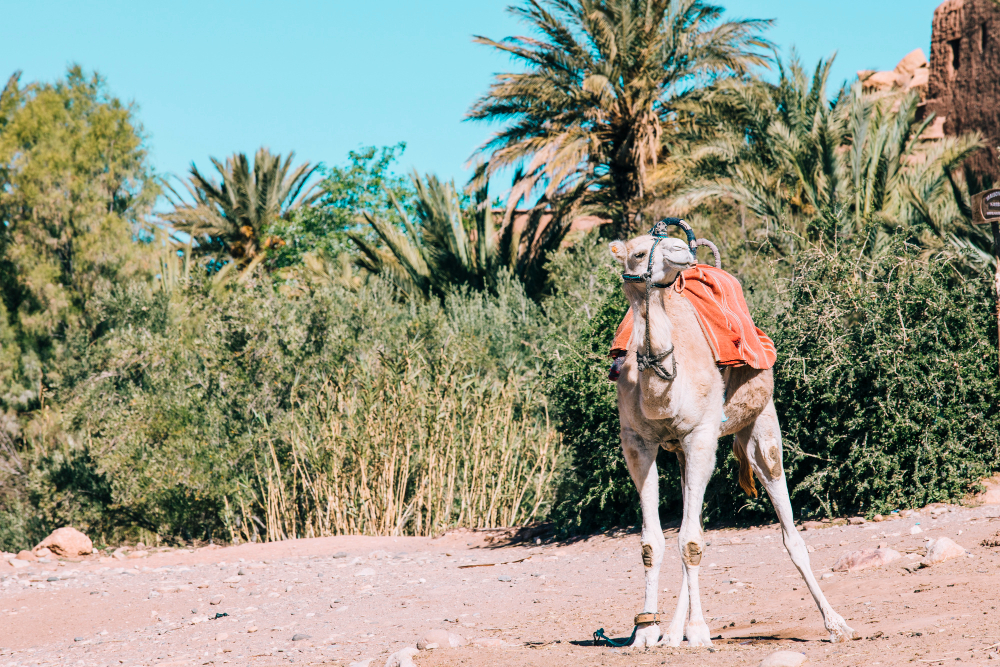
[610,265,776,370]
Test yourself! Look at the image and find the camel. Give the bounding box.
[608,230,856,648]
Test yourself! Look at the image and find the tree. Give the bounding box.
[0,67,156,416]
[267,144,414,269]
[468,0,772,239]
[349,172,503,298]
[673,53,993,268]
[163,148,320,268]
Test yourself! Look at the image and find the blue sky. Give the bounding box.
[2,0,943,190]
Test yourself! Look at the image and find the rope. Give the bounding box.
[592,625,637,647]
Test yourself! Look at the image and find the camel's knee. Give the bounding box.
[754,438,783,480]
[681,539,704,567]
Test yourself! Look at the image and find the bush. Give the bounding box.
[549,240,1000,532]
[13,272,566,546]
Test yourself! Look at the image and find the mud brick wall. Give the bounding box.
[926,0,1000,182]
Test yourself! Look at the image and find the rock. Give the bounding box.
[291,633,311,641]
[16,550,35,562]
[831,548,901,572]
[10,559,30,569]
[872,514,884,522]
[127,550,148,559]
[498,575,511,582]
[820,572,835,580]
[384,647,419,667]
[759,650,809,667]
[237,567,248,575]
[910,525,923,535]
[894,48,929,77]
[215,632,228,641]
[33,547,52,558]
[416,628,467,650]
[848,517,866,525]
[247,626,258,633]
[209,595,224,605]
[355,568,376,577]
[922,537,966,566]
[471,637,505,647]
[334,551,348,558]
[222,576,241,583]
[34,527,93,558]
[190,615,208,625]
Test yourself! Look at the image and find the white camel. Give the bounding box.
[609,232,856,647]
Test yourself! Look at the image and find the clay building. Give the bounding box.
[925,0,1000,182]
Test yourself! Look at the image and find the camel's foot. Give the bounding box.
[685,620,713,647]
[825,614,858,643]
[631,623,660,648]
[659,618,685,647]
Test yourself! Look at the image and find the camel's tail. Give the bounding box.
[733,439,757,498]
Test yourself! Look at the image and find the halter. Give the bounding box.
[620,218,697,381]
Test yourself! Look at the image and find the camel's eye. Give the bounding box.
[633,251,646,260]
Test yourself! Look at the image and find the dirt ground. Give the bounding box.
[2,500,1000,667]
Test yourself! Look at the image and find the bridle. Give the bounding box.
[620,218,698,382]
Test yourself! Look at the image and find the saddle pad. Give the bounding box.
[609,264,776,370]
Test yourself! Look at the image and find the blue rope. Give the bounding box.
[592,625,637,647]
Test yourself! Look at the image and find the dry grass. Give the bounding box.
[224,358,564,542]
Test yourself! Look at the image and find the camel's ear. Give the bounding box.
[609,241,627,268]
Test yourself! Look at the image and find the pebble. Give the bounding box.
[910,525,923,535]
[334,551,348,558]
[385,647,419,667]
[848,517,866,525]
[759,650,809,666]
[222,576,241,583]
[498,575,511,582]
[291,633,311,641]
[247,626,258,633]
[831,548,901,572]
[215,632,228,641]
[237,568,248,575]
[209,595,224,605]
[417,629,466,649]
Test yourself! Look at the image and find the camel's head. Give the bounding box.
[610,235,695,284]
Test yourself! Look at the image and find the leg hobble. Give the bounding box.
[742,400,857,643]
[621,430,666,647]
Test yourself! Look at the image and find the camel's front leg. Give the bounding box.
[672,430,717,647]
[621,429,665,648]
[743,401,857,643]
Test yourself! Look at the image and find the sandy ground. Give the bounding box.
[2,502,999,667]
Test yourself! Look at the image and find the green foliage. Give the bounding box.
[549,235,1000,533]
[268,144,414,268]
[768,244,1000,517]
[15,270,566,544]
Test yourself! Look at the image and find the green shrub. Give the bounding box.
[549,240,1000,532]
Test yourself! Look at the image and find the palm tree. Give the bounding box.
[164,147,321,268]
[673,52,993,268]
[349,172,504,299]
[467,0,772,239]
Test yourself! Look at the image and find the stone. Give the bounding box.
[10,559,30,569]
[848,517,866,525]
[895,48,929,77]
[291,633,311,641]
[471,637,504,647]
[872,514,884,522]
[34,527,93,558]
[418,629,453,650]
[831,548,901,572]
[910,525,923,535]
[820,572,835,580]
[215,633,228,641]
[333,551,348,558]
[355,568,376,577]
[384,647,419,667]
[922,537,966,566]
[127,550,148,559]
[209,595,224,605]
[33,547,52,558]
[16,550,35,562]
[247,626,258,633]
[759,650,809,667]
[498,575,511,582]
[222,576,241,583]
[190,615,208,625]
[237,567,248,575]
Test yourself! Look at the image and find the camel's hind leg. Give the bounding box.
[738,399,857,643]
[620,428,665,648]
